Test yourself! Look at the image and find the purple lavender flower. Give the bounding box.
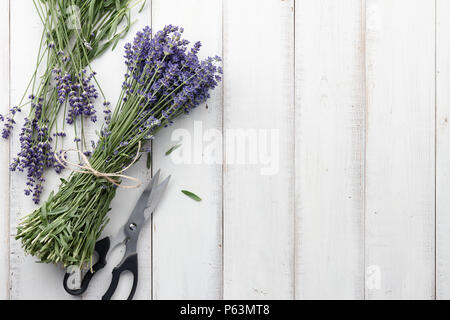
[2,117,16,139]
[53,131,67,137]
[103,101,112,124]
[116,25,221,142]
[8,118,66,203]
[56,69,98,125]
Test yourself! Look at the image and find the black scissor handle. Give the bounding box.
[63,237,111,296]
[102,253,138,300]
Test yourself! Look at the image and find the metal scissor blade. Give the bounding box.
[146,169,161,193]
[144,174,171,220]
[121,172,170,258]
[99,170,162,262]
[126,170,161,227]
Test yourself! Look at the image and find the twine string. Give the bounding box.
[54,141,143,189]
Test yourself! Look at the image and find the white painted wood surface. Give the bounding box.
[365,0,435,299]
[223,0,295,300]
[437,0,450,301]
[1,0,450,300]
[151,0,223,300]
[295,0,365,300]
[0,0,9,301]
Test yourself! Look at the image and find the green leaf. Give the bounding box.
[111,34,121,51]
[108,17,119,40]
[47,191,54,203]
[181,190,202,202]
[88,0,96,30]
[139,0,147,13]
[165,144,182,156]
[41,202,48,223]
[47,207,69,216]
[96,26,109,42]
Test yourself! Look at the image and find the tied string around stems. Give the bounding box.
[55,141,143,189]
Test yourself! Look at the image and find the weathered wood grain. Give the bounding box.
[365,0,435,299]
[436,0,450,300]
[295,0,365,299]
[0,0,10,300]
[222,0,295,299]
[4,0,448,300]
[151,0,223,299]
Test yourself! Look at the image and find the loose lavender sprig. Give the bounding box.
[16,25,222,267]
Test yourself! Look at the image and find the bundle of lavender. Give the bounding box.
[2,0,142,203]
[16,26,222,267]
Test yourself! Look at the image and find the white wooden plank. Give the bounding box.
[365,0,435,299]
[9,0,69,300]
[295,0,365,300]
[81,2,152,300]
[9,0,152,300]
[0,0,9,300]
[151,0,223,299]
[223,0,295,299]
[436,0,450,300]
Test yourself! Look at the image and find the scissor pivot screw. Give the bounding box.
[129,223,137,231]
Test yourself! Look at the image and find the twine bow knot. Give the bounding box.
[55,142,142,189]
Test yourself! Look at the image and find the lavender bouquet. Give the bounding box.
[16,25,222,267]
[2,0,142,203]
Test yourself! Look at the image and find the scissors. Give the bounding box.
[63,169,170,300]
